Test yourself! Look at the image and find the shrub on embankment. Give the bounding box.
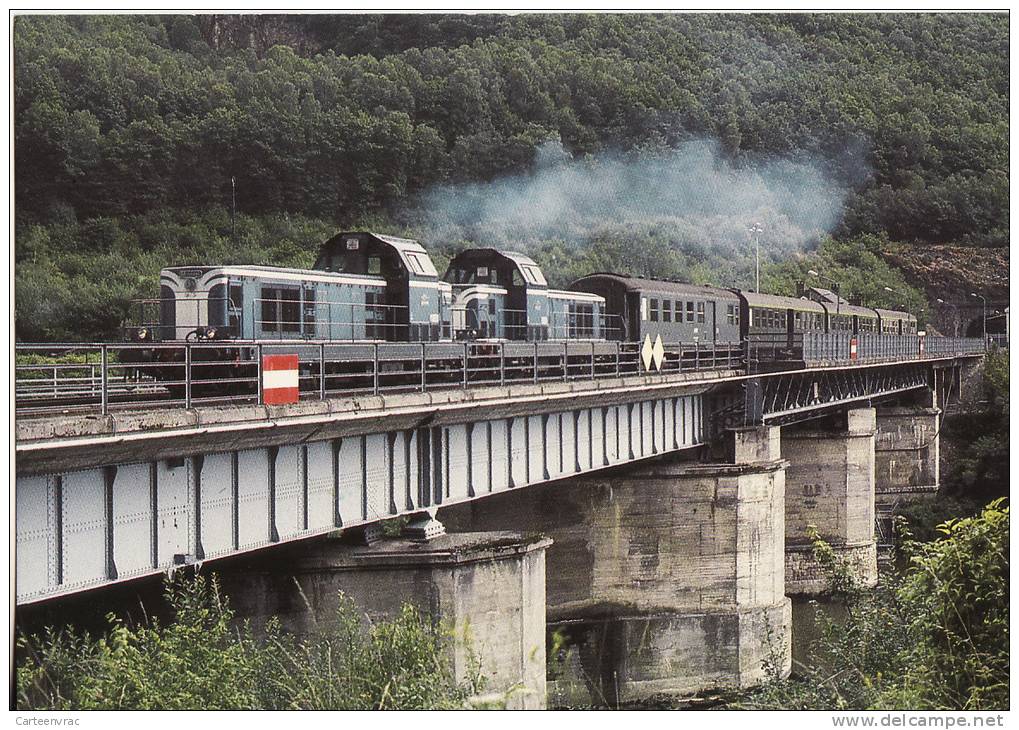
[735,499,1009,710]
[16,573,484,710]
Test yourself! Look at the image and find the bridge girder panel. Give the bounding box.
[16,393,708,605]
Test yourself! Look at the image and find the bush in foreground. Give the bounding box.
[16,572,483,710]
[736,499,1009,711]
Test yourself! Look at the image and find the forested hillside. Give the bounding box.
[14,13,1008,340]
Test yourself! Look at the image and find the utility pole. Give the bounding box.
[231,176,237,240]
[749,223,763,293]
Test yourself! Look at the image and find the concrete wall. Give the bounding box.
[221,532,551,709]
[783,408,877,594]
[441,428,791,706]
[874,406,940,509]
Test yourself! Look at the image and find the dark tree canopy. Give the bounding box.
[13,13,1008,340]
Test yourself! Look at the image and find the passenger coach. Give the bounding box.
[568,273,741,346]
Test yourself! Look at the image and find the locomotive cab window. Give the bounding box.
[261,286,301,332]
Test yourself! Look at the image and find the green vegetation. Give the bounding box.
[16,573,485,710]
[736,500,1009,710]
[942,349,1009,502]
[14,14,1007,340]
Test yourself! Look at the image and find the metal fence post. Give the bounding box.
[500,342,506,386]
[100,345,109,415]
[534,341,539,383]
[421,342,427,392]
[463,342,469,389]
[256,343,263,405]
[319,342,326,400]
[563,343,568,382]
[590,341,595,379]
[374,343,380,395]
[184,344,192,409]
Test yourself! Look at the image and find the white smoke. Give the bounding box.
[412,137,850,285]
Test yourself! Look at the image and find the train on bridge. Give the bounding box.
[125,230,918,349]
[16,231,982,415]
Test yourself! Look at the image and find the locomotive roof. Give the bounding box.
[162,265,388,287]
[571,273,738,300]
[742,291,826,313]
[447,248,549,287]
[872,308,917,321]
[317,231,439,278]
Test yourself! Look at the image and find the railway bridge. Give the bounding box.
[14,337,984,708]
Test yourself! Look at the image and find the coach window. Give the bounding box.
[650,298,659,322]
[696,301,705,323]
[686,301,695,323]
[663,300,672,322]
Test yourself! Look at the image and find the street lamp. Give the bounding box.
[970,292,987,343]
[936,298,959,337]
[748,223,763,294]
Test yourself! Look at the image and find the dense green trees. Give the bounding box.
[737,499,1009,710]
[13,14,1008,340]
[15,14,1007,238]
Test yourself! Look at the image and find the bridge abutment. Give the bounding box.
[441,426,791,707]
[782,408,878,594]
[220,530,551,709]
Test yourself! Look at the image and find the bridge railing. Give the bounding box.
[924,335,988,355]
[14,339,744,417]
[747,332,985,369]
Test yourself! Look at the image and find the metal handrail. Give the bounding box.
[14,335,985,417]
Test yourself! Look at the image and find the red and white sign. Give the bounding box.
[849,337,858,360]
[262,354,299,405]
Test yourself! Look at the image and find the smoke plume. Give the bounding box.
[410,137,851,287]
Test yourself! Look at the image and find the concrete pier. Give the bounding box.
[783,408,877,594]
[442,426,791,707]
[221,530,551,709]
[874,406,941,509]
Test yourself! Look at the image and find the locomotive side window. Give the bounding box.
[368,257,382,275]
[407,253,427,275]
[261,286,301,332]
